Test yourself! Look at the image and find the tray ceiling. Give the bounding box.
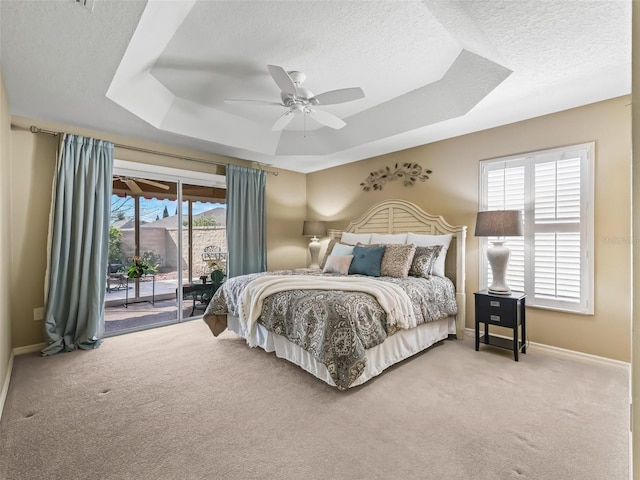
[0,0,630,173]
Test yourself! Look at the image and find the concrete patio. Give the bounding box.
[104,276,209,336]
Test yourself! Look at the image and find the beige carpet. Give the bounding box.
[104,299,198,336]
[0,320,629,480]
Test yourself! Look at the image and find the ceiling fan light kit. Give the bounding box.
[225,64,364,131]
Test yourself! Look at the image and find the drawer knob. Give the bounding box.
[490,314,500,322]
[490,300,500,307]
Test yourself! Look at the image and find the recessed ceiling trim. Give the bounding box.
[160,97,280,153]
[275,50,512,156]
[106,0,196,128]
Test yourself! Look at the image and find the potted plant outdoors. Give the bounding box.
[201,259,225,304]
[127,255,158,279]
[207,259,226,286]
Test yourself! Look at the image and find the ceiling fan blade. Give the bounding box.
[307,108,346,130]
[267,65,297,96]
[311,87,365,106]
[124,179,143,194]
[135,178,170,190]
[272,110,296,131]
[224,99,283,107]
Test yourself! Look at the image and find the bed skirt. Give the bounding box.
[225,315,456,388]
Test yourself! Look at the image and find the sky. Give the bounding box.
[111,195,225,223]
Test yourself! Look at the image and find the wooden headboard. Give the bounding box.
[328,199,467,339]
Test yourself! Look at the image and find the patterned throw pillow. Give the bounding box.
[380,243,417,278]
[405,233,452,277]
[409,245,443,278]
[322,255,354,275]
[348,245,386,277]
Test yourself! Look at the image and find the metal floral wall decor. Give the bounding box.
[360,163,432,191]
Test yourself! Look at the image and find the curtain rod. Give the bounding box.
[22,125,278,176]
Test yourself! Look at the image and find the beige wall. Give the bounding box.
[308,96,632,362]
[0,72,13,402]
[8,117,307,348]
[5,97,631,362]
[265,167,308,271]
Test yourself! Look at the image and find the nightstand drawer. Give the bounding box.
[476,310,516,327]
[475,294,516,313]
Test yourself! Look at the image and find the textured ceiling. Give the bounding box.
[0,0,631,173]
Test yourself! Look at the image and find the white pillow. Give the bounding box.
[322,255,354,275]
[331,243,355,256]
[370,233,408,244]
[405,233,453,277]
[340,232,372,245]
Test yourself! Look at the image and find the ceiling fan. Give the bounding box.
[225,64,365,131]
[114,176,170,195]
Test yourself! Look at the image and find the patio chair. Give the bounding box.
[106,264,128,293]
[202,245,221,261]
[190,276,225,316]
[202,245,227,264]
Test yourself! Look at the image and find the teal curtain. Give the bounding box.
[226,165,266,277]
[42,134,114,355]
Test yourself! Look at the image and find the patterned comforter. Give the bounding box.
[204,270,457,389]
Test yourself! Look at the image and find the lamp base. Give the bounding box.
[488,286,512,295]
[487,241,512,295]
[308,236,321,269]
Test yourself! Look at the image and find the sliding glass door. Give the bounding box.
[182,184,227,281]
[105,178,180,334]
[181,185,227,318]
[104,165,226,336]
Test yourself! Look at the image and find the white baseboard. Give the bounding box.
[1,342,45,424]
[464,328,630,370]
[12,343,46,356]
[0,351,14,425]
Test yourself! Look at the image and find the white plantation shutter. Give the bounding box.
[479,144,593,314]
[485,164,525,292]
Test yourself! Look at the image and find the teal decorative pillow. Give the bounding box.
[409,245,443,278]
[349,245,386,277]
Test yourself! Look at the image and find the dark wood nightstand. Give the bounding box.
[474,289,526,361]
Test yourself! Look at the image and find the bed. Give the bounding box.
[203,199,467,389]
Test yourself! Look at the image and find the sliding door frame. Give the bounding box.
[112,159,226,322]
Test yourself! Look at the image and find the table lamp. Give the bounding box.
[475,210,523,295]
[302,220,326,269]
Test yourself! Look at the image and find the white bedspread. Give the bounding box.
[239,275,418,347]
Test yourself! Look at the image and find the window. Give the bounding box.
[479,143,594,314]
